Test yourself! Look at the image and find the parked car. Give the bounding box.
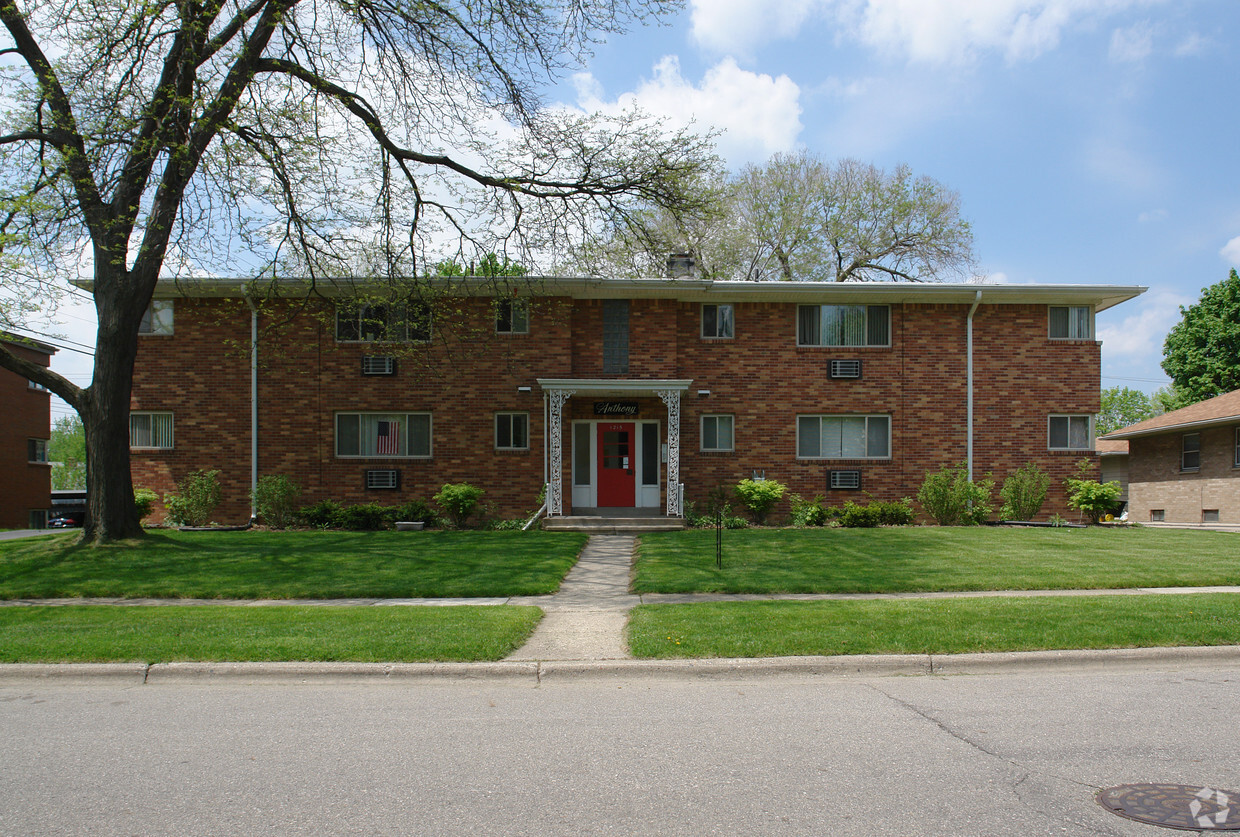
[47,513,85,528]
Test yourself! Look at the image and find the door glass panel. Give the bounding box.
[573,424,591,485]
[603,431,629,468]
[641,423,658,485]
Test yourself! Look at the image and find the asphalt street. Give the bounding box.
[2,665,1237,836]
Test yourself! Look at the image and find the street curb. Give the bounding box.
[145,661,540,683]
[2,646,1238,684]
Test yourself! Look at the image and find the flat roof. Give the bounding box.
[91,275,1146,312]
[0,331,58,355]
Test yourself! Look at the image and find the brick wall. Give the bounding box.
[131,294,1102,523]
[0,342,53,529]
[1127,426,1240,524]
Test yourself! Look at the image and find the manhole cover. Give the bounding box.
[1097,784,1239,831]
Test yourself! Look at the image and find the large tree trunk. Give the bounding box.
[79,268,148,543]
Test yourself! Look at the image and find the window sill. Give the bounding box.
[796,457,890,463]
[494,448,531,454]
[699,448,735,454]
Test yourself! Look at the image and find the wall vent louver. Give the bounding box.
[362,356,396,376]
[829,470,862,490]
[829,359,862,379]
[366,469,399,490]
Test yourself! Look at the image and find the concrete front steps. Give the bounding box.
[542,516,685,533]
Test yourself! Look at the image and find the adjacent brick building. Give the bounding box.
[1102,389,1240,525]
[0,333,57,529]
[125,277,1143,524]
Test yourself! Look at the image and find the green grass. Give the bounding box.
[634,527,1240,594]
[628,594,1240,659]
[0,530,587,599]
[0,605,543,662]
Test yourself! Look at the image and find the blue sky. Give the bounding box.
[557,0,1240,396]
[41,0,1240,419]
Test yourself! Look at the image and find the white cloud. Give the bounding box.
[690,0,1165,64]
[1137,208,1168,223]
[1220,236,1240,266]
[690,0,818,57]
[1174,32,1210,56]
[1096,290,1186,361]
[1109,21,1155,63]
[573,56,803,165]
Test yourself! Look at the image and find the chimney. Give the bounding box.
[666,253,696,279]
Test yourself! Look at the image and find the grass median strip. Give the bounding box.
[0,605,543,663]
[627,594,1240,659]
[0,530,587,599]
[634,527,1240,594]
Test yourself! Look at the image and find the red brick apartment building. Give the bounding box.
[126,277,1143,524]
[0,333,56,529]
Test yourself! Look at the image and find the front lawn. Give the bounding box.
[628,594,1240,659]
[0,605,542,662]
[0,530,587,599]
[634,527,1240,594]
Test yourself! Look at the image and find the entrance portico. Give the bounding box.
[539,379,690,517]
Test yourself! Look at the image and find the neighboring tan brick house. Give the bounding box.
[1101,389,1240,525]
[124,276,1143,524]
[1095,438,1130,509]
[0,333,57,529]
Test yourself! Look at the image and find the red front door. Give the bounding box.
[597,422,636,507]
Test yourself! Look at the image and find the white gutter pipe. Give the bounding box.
[967,290,982,482]
[247,297,258,524]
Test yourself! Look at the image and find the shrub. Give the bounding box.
[790,494,831,527]
[336,502,394,531]
[299,499,343,529]
[163,469,222,527]
[1066,478,1122,524]
[837,501,880,528]
[434,483,484,528]
[133,488,158,522]
[999,463,1051,521]
[916,462,994,526]
[683,499,748,530]
[393,499,437,527]
[734,478,788,525]
[870,497,915,526]
[253,475,301,529]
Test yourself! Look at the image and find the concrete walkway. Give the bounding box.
[505,535,639,662]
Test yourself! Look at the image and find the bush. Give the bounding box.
[393,499,437,527]
[163,469,223,527]
[336,502,394,531]
[434,483,484,528]
[299,499,343,529]
[837,501,880,528]
[870,497,915,526]
[790,494,832,527]
[916,462,994,526]
[734,478,788,525]
[999,463,1051,521]
[1066,478,1123,524]
[133,488,158,522]
[253,475,301,529]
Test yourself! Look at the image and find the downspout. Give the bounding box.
[967,290,982,482]
[247,297,259,525]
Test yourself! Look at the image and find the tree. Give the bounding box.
[568,150,976,282]
[48,414,86,490]
[1162,269,1240,407]
[0,0,715,542]
[1096,386,1158,435]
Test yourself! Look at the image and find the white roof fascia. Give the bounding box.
[81,275,1146,312]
